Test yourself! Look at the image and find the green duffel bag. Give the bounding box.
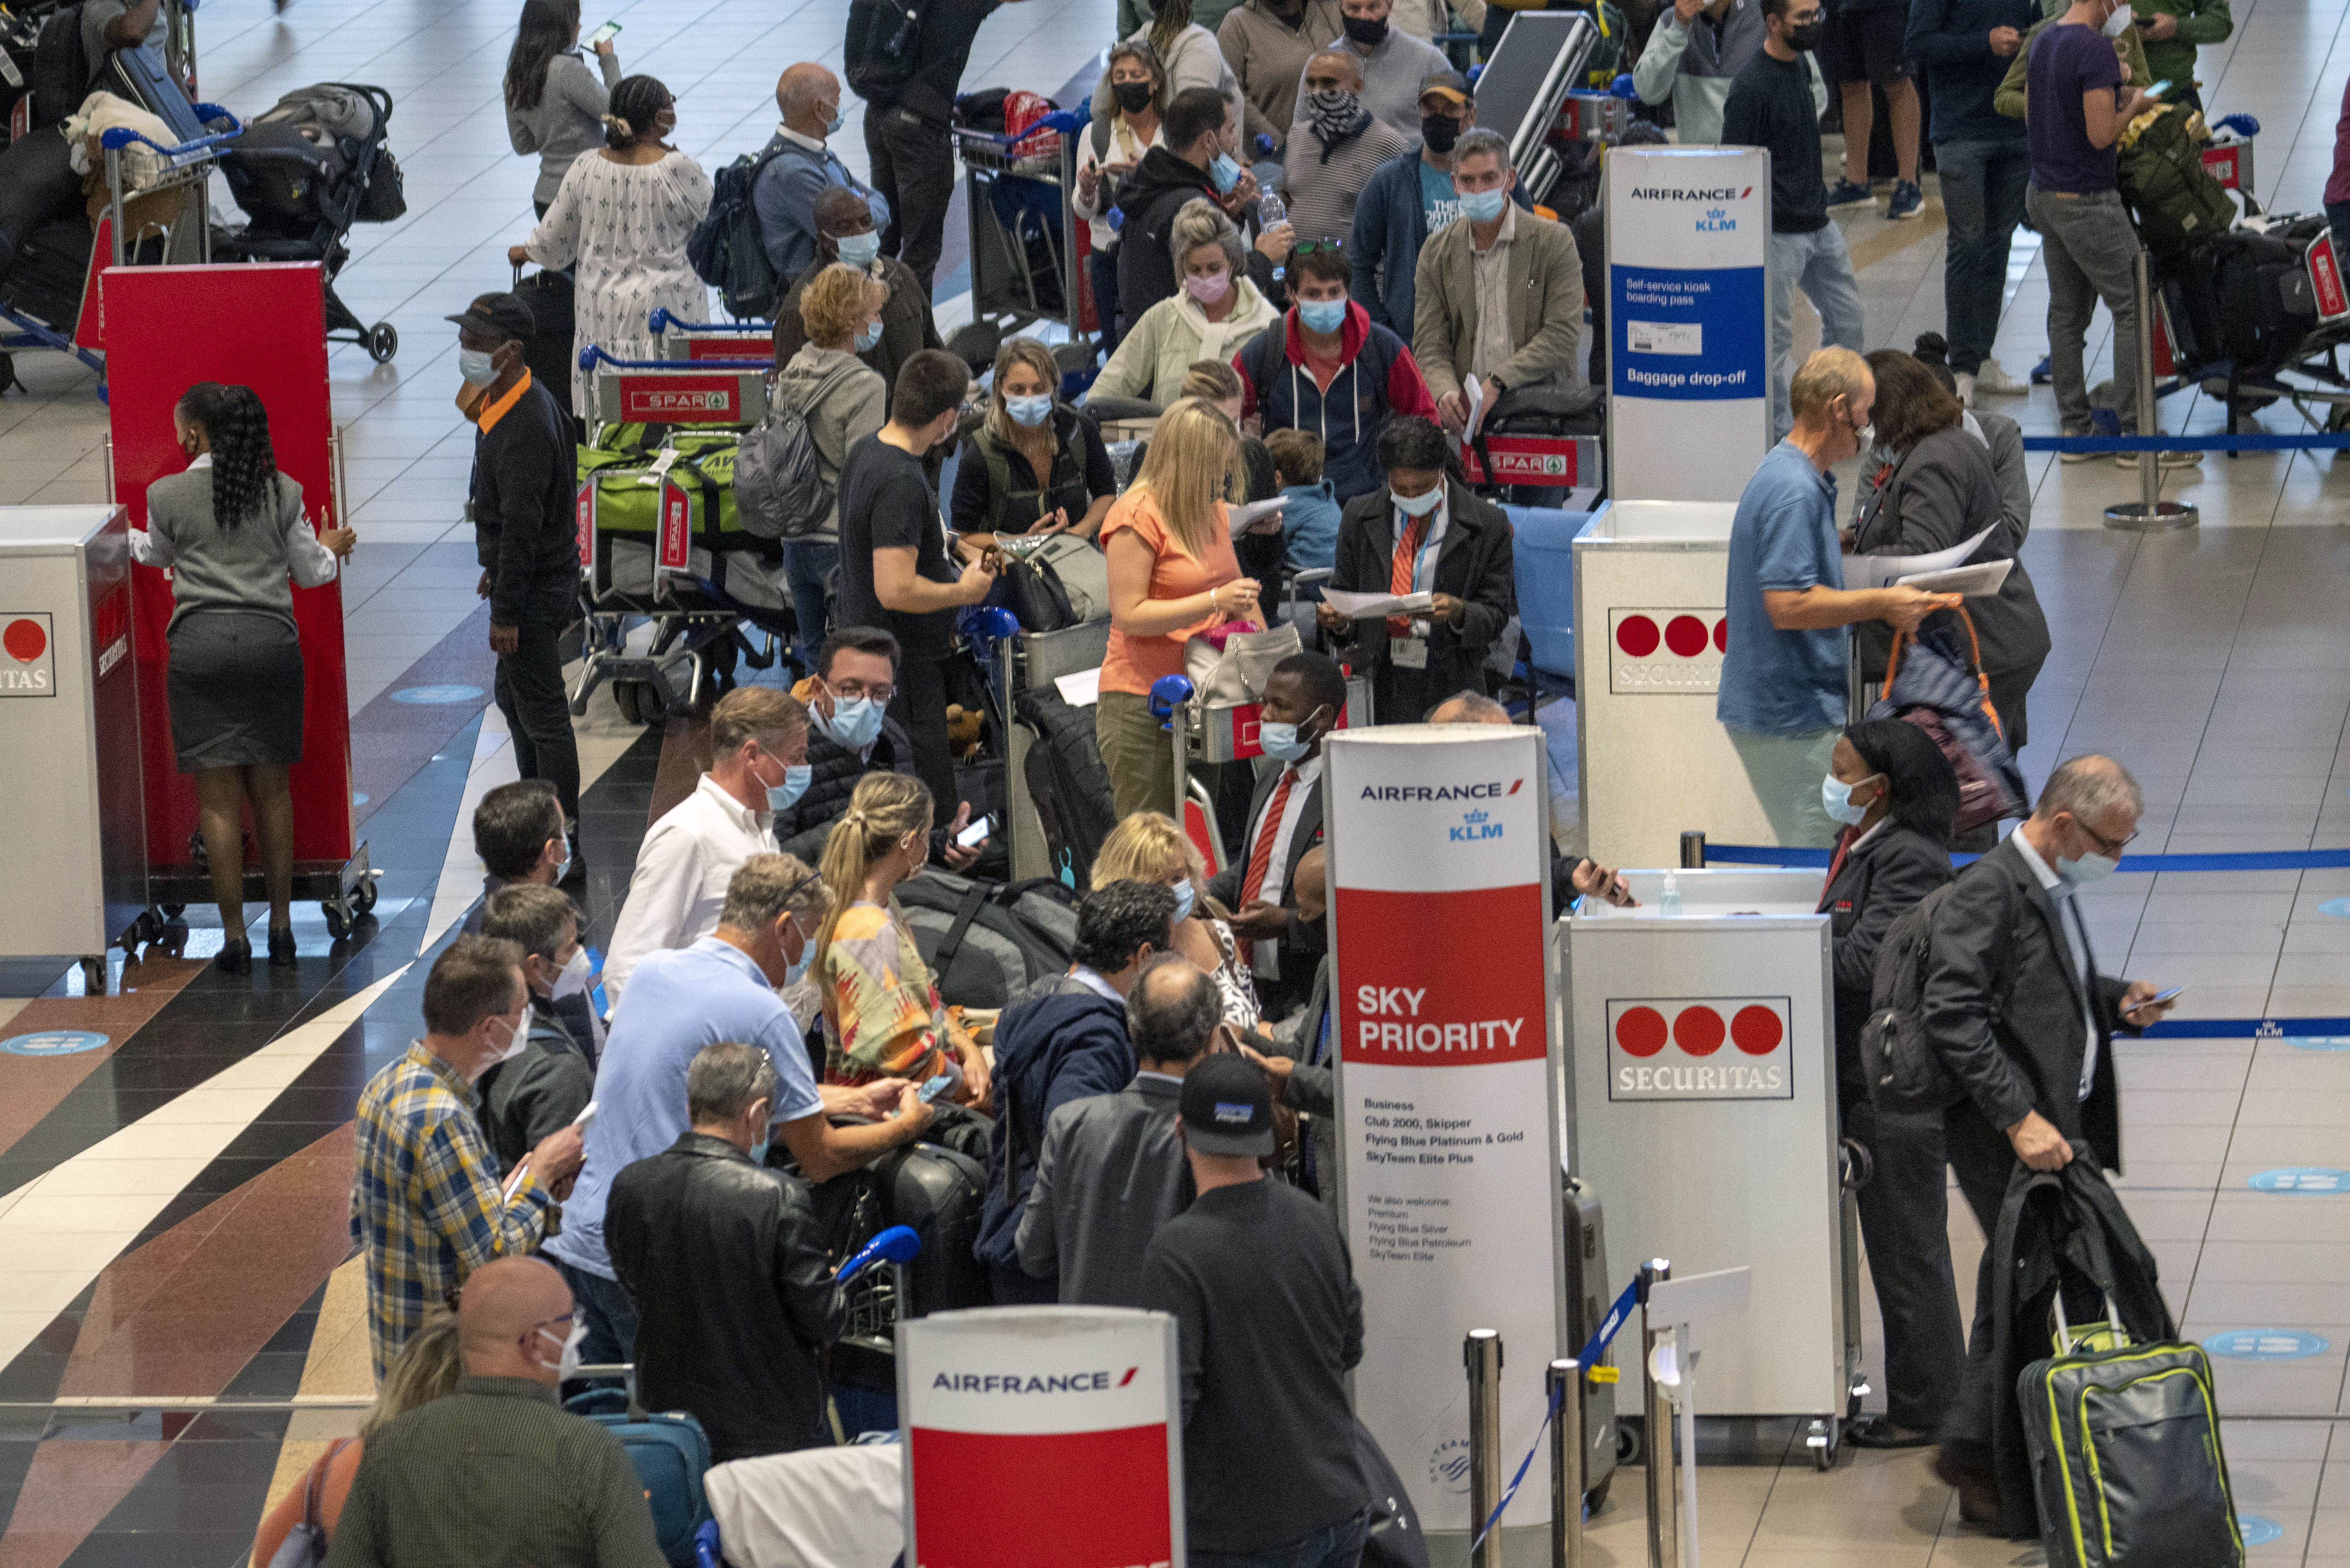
[2117,105,2237,260]
[577,432,740,543]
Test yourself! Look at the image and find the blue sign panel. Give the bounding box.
[2248,1167,2350,1193]
[1612,266,1768,402]
[2204,1329,2330,1360]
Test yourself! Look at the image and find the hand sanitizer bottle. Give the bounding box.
[1659,872,1682,917]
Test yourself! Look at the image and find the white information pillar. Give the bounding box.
[1325,725,1564,1566]
[899,1306,1182,1568]
[1604,145,1771,502]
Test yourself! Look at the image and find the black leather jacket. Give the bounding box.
[605,1133,847,1462]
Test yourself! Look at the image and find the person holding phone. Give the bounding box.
[504,0,623,218]
[2127,0,2230,115]
[949,337,1119,539]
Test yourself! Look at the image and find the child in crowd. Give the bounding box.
[1265,428,1341,600]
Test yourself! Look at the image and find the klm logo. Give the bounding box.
[1697,207,1735,233]
[1450,809,1504,843]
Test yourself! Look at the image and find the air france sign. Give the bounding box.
[1607,996,1792,1101]
[1609,608,1726,695]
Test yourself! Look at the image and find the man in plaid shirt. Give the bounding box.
[352,935,589,1380]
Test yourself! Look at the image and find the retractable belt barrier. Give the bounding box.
[2020,432,2350,452]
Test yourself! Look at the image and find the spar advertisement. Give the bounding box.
[1604,145,1771,502]
[1326,726,1562,1543]
[899,1307,1182,1568]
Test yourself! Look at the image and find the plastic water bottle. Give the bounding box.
[1258,190,1286,228]
[1659,872,1682,918]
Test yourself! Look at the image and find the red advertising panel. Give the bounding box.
[2309,233,2350,322]
[657,479,691,572]
[617,372,741,423]
[576,481,596,567]
[1336,883,1548,1065]
[104,263,351,864]
[682,336,769,361]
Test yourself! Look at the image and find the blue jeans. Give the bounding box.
[1933,136,2031,375]
[1191,1509,1371,1568]
[778,538,838,656]
[1767,224,1868,441]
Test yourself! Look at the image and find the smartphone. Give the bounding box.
[956,814,995,849]
[2144,79,2171,99]
[2146,985,2185,1006]
[586,20,621,45]
[918,1073,958,1103]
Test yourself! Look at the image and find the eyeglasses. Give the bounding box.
[2071,819,2138,858]
[824,678,897,704]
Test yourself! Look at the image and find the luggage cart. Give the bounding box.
[647,306,775,362]
[1156,663,1373,871]
[950,109,1085,362]
[989,618,1113,885]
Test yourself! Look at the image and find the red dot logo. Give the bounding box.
[1615,1006,1668,1058]
[1732,1005,1784,1055]
[3,619,44,663]
[1673,1006,1725,1055]
[1615,615,1659,658]
[1664,615,1709,658]
[1712,617,1729,653]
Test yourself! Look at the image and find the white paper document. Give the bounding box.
[1227,497,1288,536]
[1053,667,1102,707]
[1898,559,2012,596]
[1321,588,1435,620]
[1463,375,1487,442]
[1841,524,1997,591]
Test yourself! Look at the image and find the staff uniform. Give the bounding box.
[599,774,778,1011]
[1326,477,1514,722]
[506,49,623,213]
[1206,755,1325,1014]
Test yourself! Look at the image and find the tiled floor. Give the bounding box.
[1,0,2348,1563]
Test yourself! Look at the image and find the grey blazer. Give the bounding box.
[1016,1075,1192,1307]
[141,467,319,634]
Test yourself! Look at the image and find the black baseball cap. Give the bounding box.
[446,292,536,344]
[1180,1053,1275,1157]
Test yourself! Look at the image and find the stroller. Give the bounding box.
[213,81,405,362]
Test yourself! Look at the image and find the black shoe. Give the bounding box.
[1847,1415,1934,1449]
[268,927,298,967]
[1933,1445,2004,1527]
[216,936,252,975]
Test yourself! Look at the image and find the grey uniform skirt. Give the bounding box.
[166,610,305,771]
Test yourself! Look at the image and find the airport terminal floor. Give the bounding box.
[1,0,2350,1561]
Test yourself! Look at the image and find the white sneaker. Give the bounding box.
[1970,357,2028,397]
[1953,370,1976,407]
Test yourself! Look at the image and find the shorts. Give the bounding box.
[1818,7,1915,85]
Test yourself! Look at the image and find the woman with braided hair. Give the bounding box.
[131,382,356,973]
[508,73,712,417]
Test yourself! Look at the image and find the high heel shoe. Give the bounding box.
[216,936,252,975]
[267,927,298,968]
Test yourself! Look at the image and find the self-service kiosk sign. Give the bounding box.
[1607,995,1792,1100]
[1608,608,1726,694]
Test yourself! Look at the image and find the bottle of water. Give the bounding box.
[1258,190,1286,228]
[1659,871,1682,918]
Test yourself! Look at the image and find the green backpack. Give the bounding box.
[2117,105,2237,259]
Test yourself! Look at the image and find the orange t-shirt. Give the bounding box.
[1099,487,1242,696]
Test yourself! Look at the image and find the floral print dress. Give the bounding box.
[524,149,714,417]
[820,902,952,1086]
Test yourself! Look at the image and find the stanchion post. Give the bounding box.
[2104,247,2198,530]
[1638,1260,1679,1568]
[1467,1329,1504,1568]
[1550,1358,1585,1568]
[1678,832,1706,870]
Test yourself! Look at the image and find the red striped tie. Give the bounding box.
[1236,766,1297,967]
[1386,516,1428,637]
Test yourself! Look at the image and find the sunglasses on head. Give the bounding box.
[1293,239,1344,256]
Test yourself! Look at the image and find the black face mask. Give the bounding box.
[1421,112,1460,155]
[1112,80,1155,114]
[1342,13,1388,45]
[1785,17,1823,50]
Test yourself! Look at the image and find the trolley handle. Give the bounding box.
[101,111,243,159]
[951,107,1085,149]
[576,344,769,372]
[647,307,776,335]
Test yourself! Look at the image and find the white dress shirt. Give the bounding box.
[2010,829,2099,1101]
[1245,753,1322,979]
[600,773,777,1010]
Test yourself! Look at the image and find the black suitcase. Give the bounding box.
[1561,1171,1621,1507]
[4,216,92,327]
[0,125,83,263]
[1014,685,1117,890]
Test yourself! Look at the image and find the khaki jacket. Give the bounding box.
[1410,206,1584,403]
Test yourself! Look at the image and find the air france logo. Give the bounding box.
[1451,809,1502,843]
[931,1366,1141,1394]
[1357,779,1523,803]
[1627,186,1752,201]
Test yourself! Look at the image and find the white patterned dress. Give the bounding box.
[524,149,714,417]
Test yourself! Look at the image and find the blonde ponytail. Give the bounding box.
[812,774,935,1033]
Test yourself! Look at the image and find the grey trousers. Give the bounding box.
[2026,186,2143,435]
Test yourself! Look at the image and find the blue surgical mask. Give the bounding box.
[1461,187,1509,224]
[1821,773,1870,827]
[825,108,845,136]
[749,1133,771,1164]
[458,347,499,386]
[552,839,573,884]
[1394,484,1443,518]
[836,230,881,270]
[1207,151,1242,194]
[2056,850,2119,885]
[1298,298,1347,335]
[1258,707,1324,764]
[1171,879,1197,923]
[783,922,813,986]
[855,318,885,352]
[1005,393,1054,427]
[818,693,886,750]
[767,763,812,812]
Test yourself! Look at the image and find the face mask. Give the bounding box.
[855,318,885,352]
[1820,773,1873,826]
[784,939,813,987]
[749,1133,771,1164]
[1207,151,1243,194]
[835,230,881,270]
[486,1014,528,1066]
[552,946,593,999]
[768,763,813,812]
[1183,269,1232,305]
[1421,113,1460,155]
[458,347,499,387]
[1342,13,1388,45]
[2102,1,2131,36]
[825,108,846,136]
[551,839,572,885]
[1853,420,1875,450]
[1306,88,1368,140]
[1461,186,1508,224]
[1170,878,1197,923]
[1006,393,1054,427]
[818,692,887,750]
[1257,706,1325,764]
[2057,850,2118,884]
[1298,298,1348,335]
[1786,17,1823,49]
[1113,80,1155,114]
[537,1319,588,1382]
[1394,483,1444,518]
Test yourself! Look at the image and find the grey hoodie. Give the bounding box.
[773,345,885,539]
[1633,0,1826,148]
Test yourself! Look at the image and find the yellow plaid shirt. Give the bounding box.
[351,1043,553,1380]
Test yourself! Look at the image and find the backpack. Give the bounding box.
[2205,228,2316,375]
[1858,872,2021,1115]
[894,870,1079,1008]
[1014,686,1118,889]
[844,0,924,104]
[735,360,859,540]
[685,146,788,319]
[2116,104,2237,260]
[28,5,91,130]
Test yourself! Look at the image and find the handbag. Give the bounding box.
[1183,620,1302,705]
[1868,607,2028,835]
[1000,554,1076,632]
[265,1437,354,1568]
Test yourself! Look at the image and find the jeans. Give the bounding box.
[2026,186,2142,435]
[1767,224,1868,441]
[1089,248,1125,355]
[2328,200,2350,284]
[1191,1509,1371,1568]
[1934,137,2032,375]
[1842,1089,1967,1431]
[1725,724,1843,848]
[495,618,581,824]
[887,648,959,812]
[554,1257,640,1370]
[864,107,955,298]
[777,538,838,654]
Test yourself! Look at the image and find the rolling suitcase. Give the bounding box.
[512,265,577,431]
[1560,1170,1620,1507]
[565,1383,715,1568]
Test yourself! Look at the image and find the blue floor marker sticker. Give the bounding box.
[2289,1035,2350,1051]
[352,793,369,805]
[2238,1514,2284,1547]
[0,1030,110,1056]
[2319,897,2350,918]
[2204,1329,2331,1360]
[389,684,482,705]
[2248,1167,2350,1193]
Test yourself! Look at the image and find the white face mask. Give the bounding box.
[485,1014,528,1066]
[552,947,593,1000]
[2102,1,2132,37]
[537,1318,588,1382]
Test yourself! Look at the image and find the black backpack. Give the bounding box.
[735,359,859,539]
[894,870,1079,1008]
[28,4,91,130]
[844,0,924,104]
[685,146,787,319]
[1858,872,2021,1115]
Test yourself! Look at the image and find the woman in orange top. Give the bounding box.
[249,1317,463,1566]
[1098,397,1266,819]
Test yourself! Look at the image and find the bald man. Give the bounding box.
[754,62,892,287]
[324,1257,665,1568]
[1425,690,1635,910]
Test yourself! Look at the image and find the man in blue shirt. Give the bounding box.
[754,63,893,287]
[1718,348,1954,846]
[546,853,928,1367]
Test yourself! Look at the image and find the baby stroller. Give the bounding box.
[213,81,404,361]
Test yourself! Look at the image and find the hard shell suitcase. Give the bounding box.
[1561,1170,1621,1506]
[564,1386,715,1568]
[511,267,577,428]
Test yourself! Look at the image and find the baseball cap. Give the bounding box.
[446,292,536,344]
[1179,1053,1275,1158]
[1418,69,1471,107]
